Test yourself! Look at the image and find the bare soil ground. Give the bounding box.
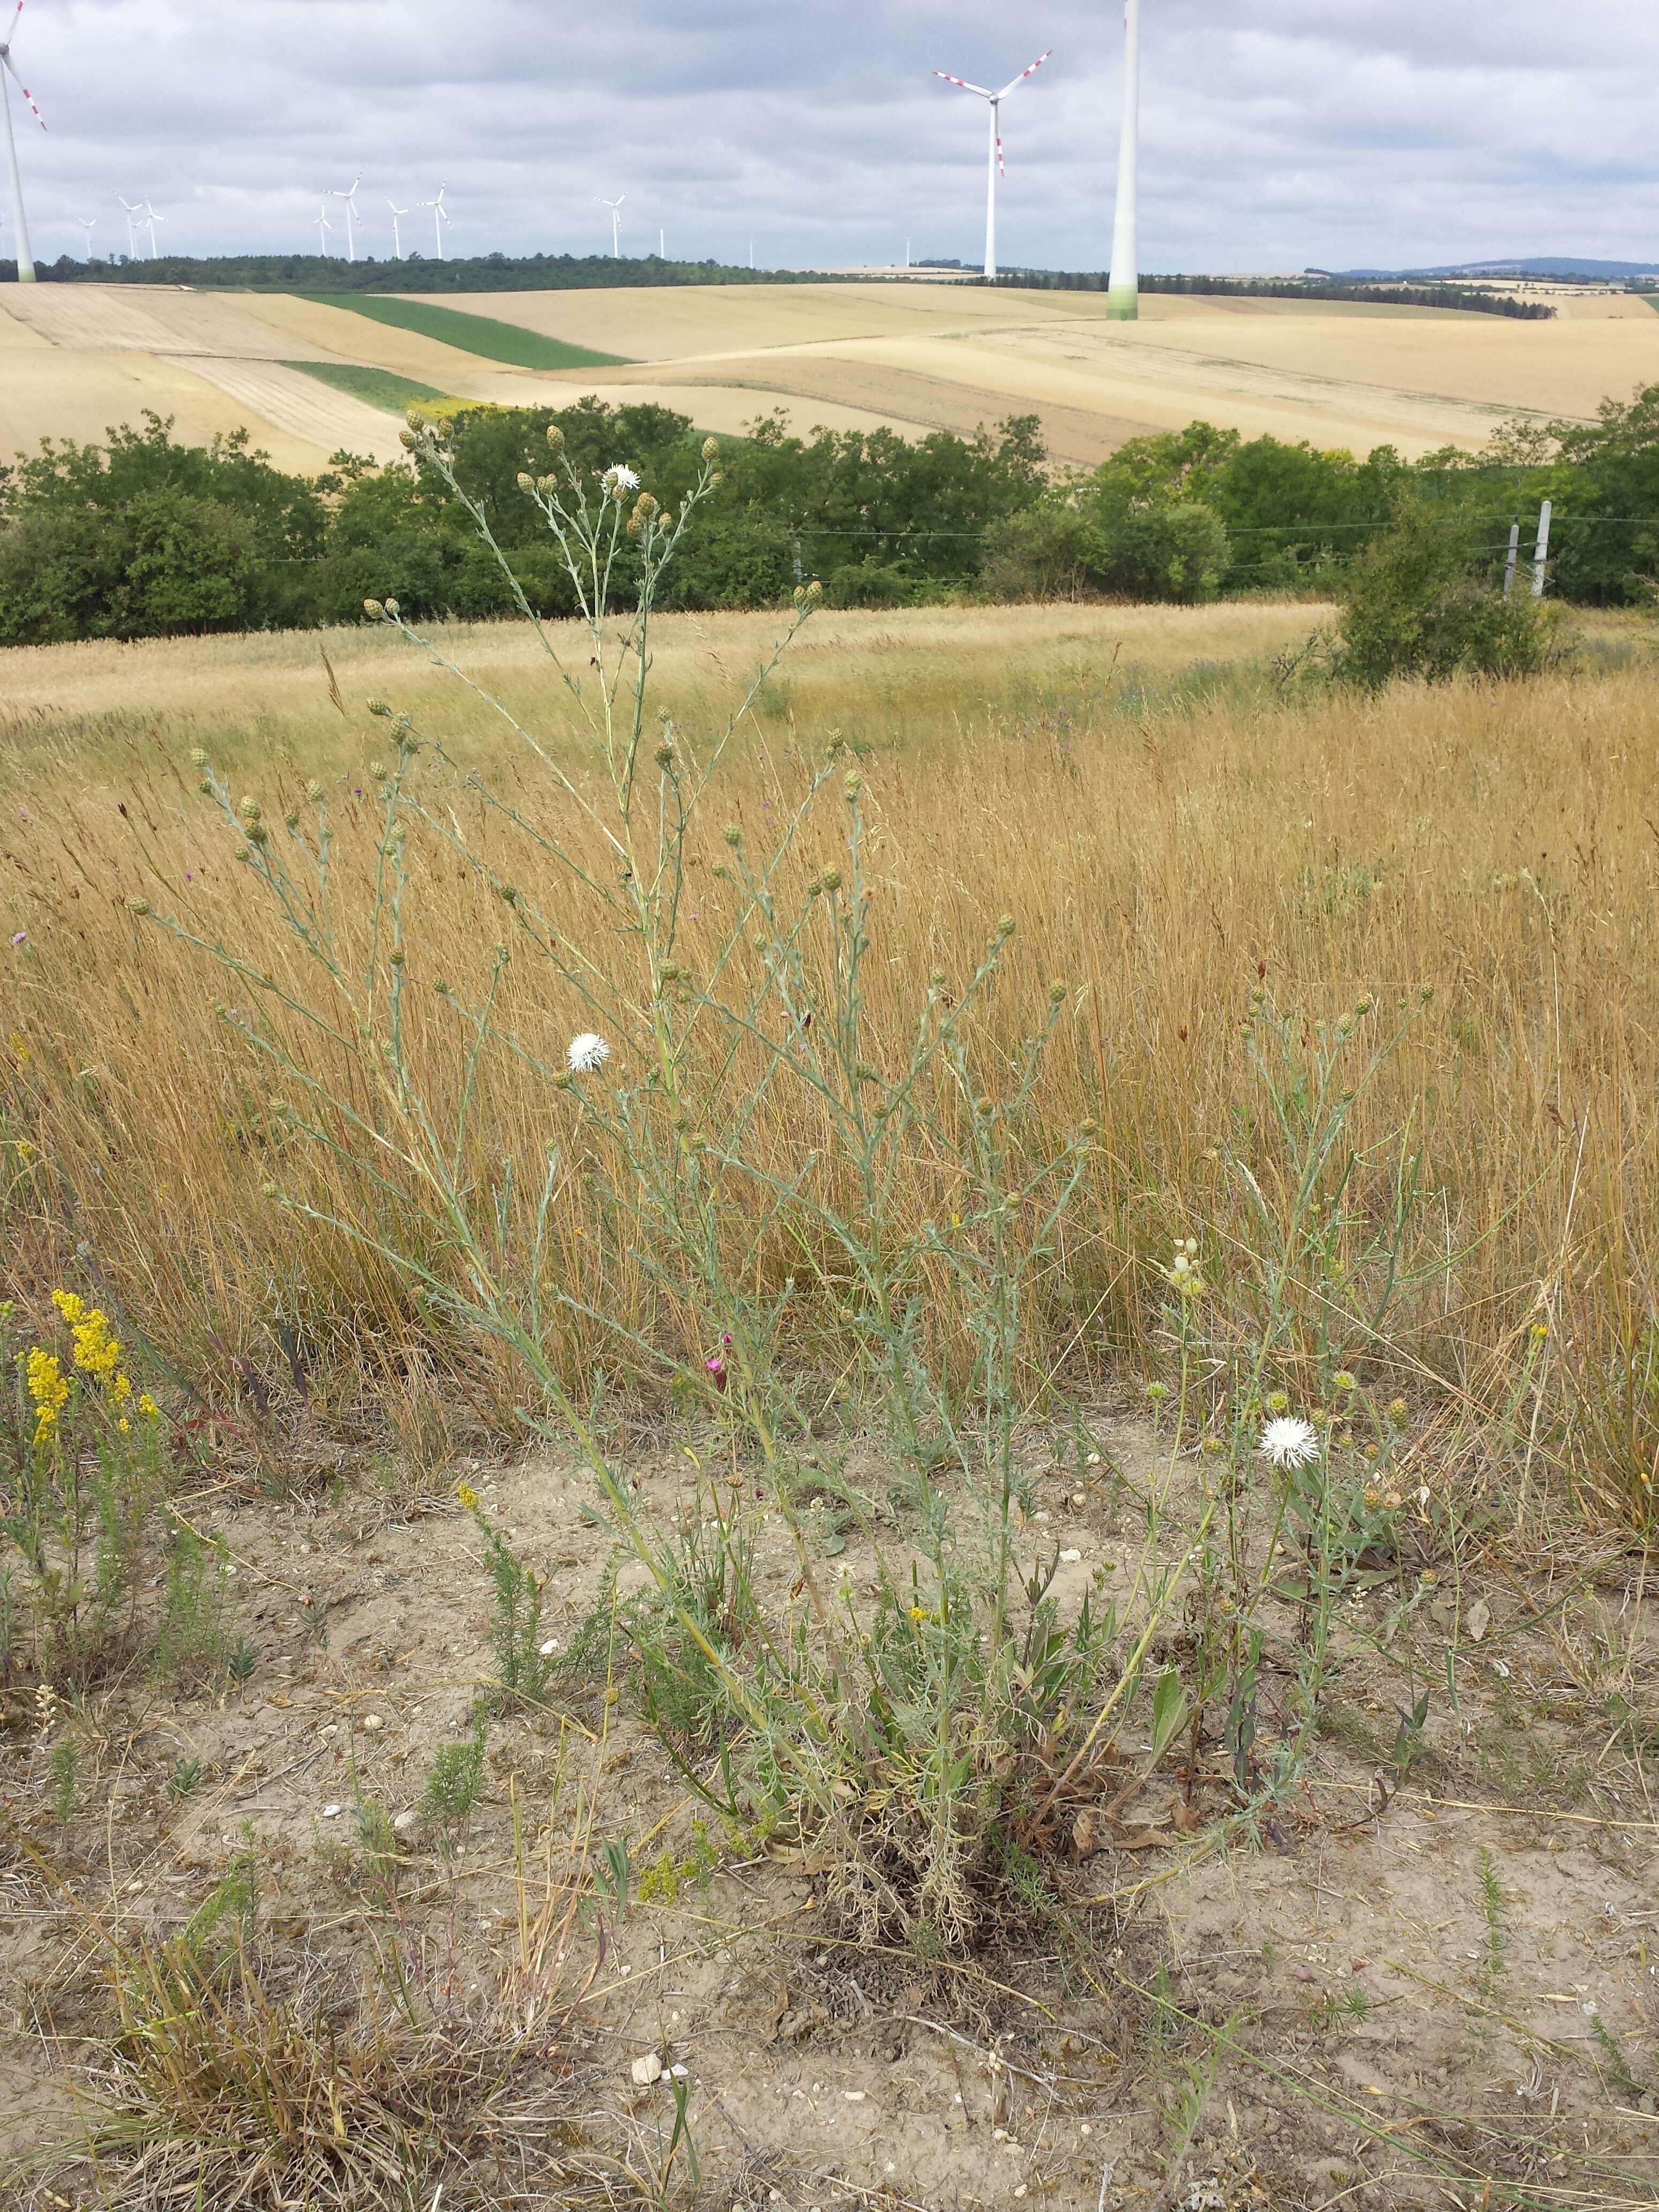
[4,1408,1655,2211]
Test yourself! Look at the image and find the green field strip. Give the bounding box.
[282,361,455,414]
[292,294,633,370]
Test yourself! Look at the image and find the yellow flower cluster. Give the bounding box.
[455,1481,481,1514]
[26,1347,68,1444]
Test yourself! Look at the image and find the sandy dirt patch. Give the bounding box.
[3,1408,1654,2210]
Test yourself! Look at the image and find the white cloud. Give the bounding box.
[4,0,1655,272]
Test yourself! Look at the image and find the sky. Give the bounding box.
[2,0,1656,274]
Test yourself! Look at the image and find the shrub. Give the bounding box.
[1334,499,1559,689]
[1087,499,1231,603]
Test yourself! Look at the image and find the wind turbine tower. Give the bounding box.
[77,212,96,258]
[1106,0,1141,319]
[141,199,164,258]
[417,183,448,258]
[115,193,140,258]
[931,49,1051,282]
[598,193,623,257]
[387,198,408,258]
[326,171,361,262]
[315,198,333,256]
[0,1,46,284]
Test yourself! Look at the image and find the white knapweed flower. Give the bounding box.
[602,464,640,494]
[567,1032,610,1073]
[1258,1415,1320,1470]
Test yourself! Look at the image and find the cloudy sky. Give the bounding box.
[3,0,1654,274]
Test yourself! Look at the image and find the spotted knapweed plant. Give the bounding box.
[145,411,1202,1949]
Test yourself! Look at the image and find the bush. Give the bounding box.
[1088,499,1231,603]
[980,503,1094,601]
[1335,499,1559,689]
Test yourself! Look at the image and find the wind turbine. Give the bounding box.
[325,170,361,261]
[417,182,447,258]
[77,212,96,258]
[387,198,408,258]
[931,48,1051,283]
[115,193,140,258]
[0,1,47,285]
[315,198,333,256]
[597,193,623,257]
[1106,0,1140,319]
[141,199,163,258]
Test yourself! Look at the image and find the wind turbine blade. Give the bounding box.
[932,69,992,96]
[2,49,46,128]
[997,48,1053,98]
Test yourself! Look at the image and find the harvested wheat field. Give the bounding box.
[10,279,1659,472]
[2,583,1659,2211]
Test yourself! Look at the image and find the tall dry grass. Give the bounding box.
[2,604,1656,1525]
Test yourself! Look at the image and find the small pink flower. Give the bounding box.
[9,931,25,947]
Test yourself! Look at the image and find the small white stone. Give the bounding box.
[843,2089,865,2102]
[1071,1491,1087,1508]
[539,1637,559,1656]
[668,2062,690,2080]
[631,2052,663,2087]
[1085,1451,1101,1467]
[322,1803,342,1818]
[360,1714,383,1732]
[393,1809,420,1835]
[1059,1548,1082,1563]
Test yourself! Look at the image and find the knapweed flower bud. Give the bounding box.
[189,746,209,768]
[1048,980,1067,1003]
[398,429,419,450]
[363,598,384,617]
[546,423,565,449]
[367,698,392,718]
[843,772,862,801]
[808,579,824,601]
[305,779,324,803]
[722,825,742,847]
[240,797,262,825]
[996,913,1016,938]
[702,435,719,460]
[405,405,424,429]
[384,597,400,616]
[370,761,388,783]
[125,897,150,915]
[517,472,534,491]
[818,867,842,893]
[283,809,300,831]
[654,740,675,768]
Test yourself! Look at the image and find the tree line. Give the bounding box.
[3,386,1658,647]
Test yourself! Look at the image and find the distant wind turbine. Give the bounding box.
[315,199,333,256]
[1,0,47,285]
[141,199,163,258]
[931,48,1051,283]
[77,212,96,258]
[387,198,408,259]
[1105,0,1140,319]
[115,193,140,259]
[325,170,361,262]
[597,193,623,257]
[417,183,448,258]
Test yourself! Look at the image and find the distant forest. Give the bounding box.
[995,270,1556,319]
[0,251,851,293]
[0,253,1552,313]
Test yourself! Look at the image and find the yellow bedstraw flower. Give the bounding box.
[138,1393,160,1419]
[455,1482,481,1514]
[50,1288,86,1326]
[26,1348,68,1443]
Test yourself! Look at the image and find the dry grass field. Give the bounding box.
[6,278,1658,471]
[3,591,1658,2212]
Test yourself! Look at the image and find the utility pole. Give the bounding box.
[1531,499,1552,598]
